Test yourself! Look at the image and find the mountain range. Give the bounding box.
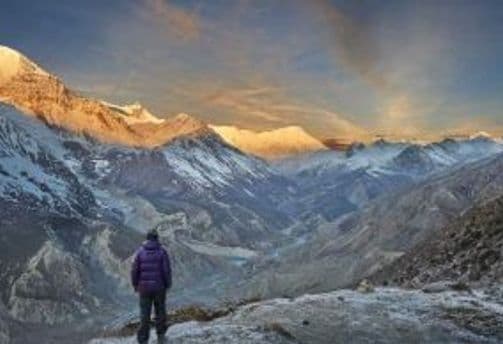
[0,46,212,149]
[0,45,502,343]
[0,45,327,160]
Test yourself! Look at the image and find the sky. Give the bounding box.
[1,0,503,141]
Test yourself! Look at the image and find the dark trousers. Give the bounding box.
[137,290,167,344]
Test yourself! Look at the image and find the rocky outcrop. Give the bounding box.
[8,241,93,324]
[90,287,503,344]
[321,138,351,151]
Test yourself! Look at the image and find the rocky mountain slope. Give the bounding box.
[0,46,306,336]
[372,195,503,288]
[90,184,503,344]
[0,103,300,337]
[0,301,9,344]
[240,151,503,299]
[210,125,327,159]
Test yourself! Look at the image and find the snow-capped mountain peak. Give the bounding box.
[209,125,327,159]
[101,101,165,125]
[469,131,493,140]
[0,45,49,85]
[173,112,203,125]
[0,45,214,148]
[159,112,209,134]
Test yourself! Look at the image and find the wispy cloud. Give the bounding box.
[308,0,503,140]
[310,0,390,91]
[377,94,421,137]
[199,85,369,140]
[44,0,503,141]
[204,87,286,123]
[146,0,200,40]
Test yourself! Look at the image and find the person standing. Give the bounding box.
[131,230,172,344]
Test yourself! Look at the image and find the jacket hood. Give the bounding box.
[142,239,161,250]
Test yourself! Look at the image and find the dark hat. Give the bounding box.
[146,229,159,241]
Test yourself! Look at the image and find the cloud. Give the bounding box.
[309,0,390,91]
[204,87,289,123]
[73,0,372,140]
[378,94,420,135]
[146,0,200,40]
[382,95,411,121]
[60,0,503,143]
[373,94,435,140]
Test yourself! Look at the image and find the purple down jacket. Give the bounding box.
[131,239,172,294]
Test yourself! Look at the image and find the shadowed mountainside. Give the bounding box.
[372,195,503,288]
[239,152,503,299]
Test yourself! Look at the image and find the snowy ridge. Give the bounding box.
[273,136,503,222]
[276,142,406,177]
[163,135,273,190]
[0,115,65,203]
[277,136,503,178]
[0,107,94,215]
[469,131,493,140]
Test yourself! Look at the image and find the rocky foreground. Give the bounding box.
[90,286,503,344]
